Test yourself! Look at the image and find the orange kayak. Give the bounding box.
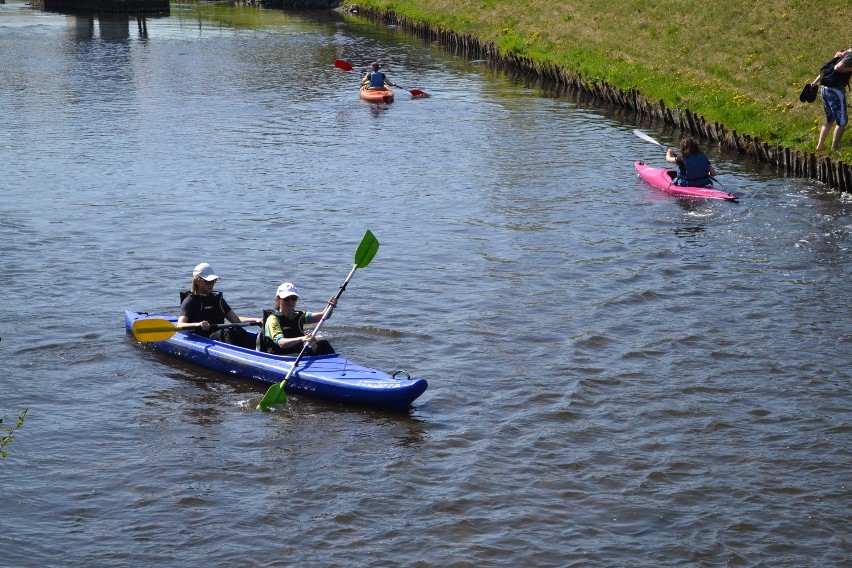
[359,85,394,104]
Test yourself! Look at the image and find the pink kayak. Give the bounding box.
[634,161,737,201]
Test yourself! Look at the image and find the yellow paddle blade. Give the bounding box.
[132,318,179,342]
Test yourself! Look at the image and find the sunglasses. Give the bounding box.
[202,279,217,285]
[281,296,298,302]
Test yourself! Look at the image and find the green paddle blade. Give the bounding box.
[132,318,179,342]
[258,380,286,411]
[354,230,379,268]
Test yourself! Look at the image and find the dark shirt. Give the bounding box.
[822,55,852,90]
[179,292,230,334]
[674,153,713,187]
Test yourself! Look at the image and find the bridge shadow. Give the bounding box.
[62,12,159,41]
[44,0,172,42]
[34,0,169,16]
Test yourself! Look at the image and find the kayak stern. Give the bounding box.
[359,85,394,104]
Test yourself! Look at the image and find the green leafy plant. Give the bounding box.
[1,407,28,459]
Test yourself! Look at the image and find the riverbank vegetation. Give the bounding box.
[343,0,851,161]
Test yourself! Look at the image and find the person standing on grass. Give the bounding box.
[812,47,852,152]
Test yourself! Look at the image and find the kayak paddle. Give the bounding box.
[632,129,667,149]
[334,58,356,72]
[132,318,256,343]
[397,85,430,98]
[257,229,380,411]
[334,59,430,98]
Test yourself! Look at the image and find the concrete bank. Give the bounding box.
[351,6,851,193]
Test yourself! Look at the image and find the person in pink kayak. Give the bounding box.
[361,61,396,90]
[665,137,716,187]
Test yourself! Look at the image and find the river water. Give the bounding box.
[1,2,849,566]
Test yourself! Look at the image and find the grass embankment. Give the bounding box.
[345,0,852,161]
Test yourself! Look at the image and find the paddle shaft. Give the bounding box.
[133,318,256,342]
[181,321,254,332]
[337,59,392,83]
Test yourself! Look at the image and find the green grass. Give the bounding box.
[344,0,852,160]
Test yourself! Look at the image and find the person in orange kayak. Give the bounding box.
[177,262,260,348]
[665,137,716,187]
[361,61,396,90]
[259,282,337,355]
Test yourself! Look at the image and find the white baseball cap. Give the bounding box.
[192,263,219,282]
[276,282,299,299]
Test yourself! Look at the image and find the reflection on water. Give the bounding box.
[673,226,706,239]
[62,12,154,41]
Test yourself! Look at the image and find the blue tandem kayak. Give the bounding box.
[125,310,428,409]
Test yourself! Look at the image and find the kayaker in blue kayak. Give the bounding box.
[177,262,260,349]
[665,137,716,187]
[361,61,396,90]
[259,282,337,355]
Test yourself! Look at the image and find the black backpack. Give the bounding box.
[255,309,276,352]
[820,56,847,89]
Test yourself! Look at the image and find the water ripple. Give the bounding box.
[1,3,850,567]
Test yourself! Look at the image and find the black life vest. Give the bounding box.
[178,291,228,327]
[257,309,308,354]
